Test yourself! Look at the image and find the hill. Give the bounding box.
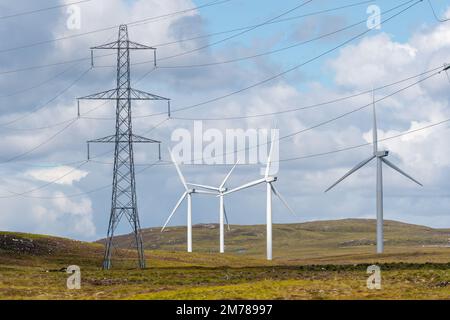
[97,219,450,264]
[1,219,450,300]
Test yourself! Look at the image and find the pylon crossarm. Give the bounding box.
[78,88,118,100]
[91,40,156,51]
[131,134,161,144]
[87,134,160,144]
[130,88,169,101]
[78,88,169,101]
[127,41,156,50]
[88,135,116,144]
[87,134,161,160]
[91,41,120,50]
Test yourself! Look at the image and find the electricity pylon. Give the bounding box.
[78,25,170,270]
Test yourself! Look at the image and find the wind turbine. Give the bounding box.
[223,133,296,260]
[188,161,239,253]
[162,150,216,253]
[325,91,423,253]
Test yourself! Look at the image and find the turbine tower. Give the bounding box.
[78,25,170,270]
[188,161,239,253]
[223,133,295,260]
[325,91,422,253]
[161,150,217,253]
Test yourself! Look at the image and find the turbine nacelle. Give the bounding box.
[375,150,389,158]
[325,93,422,253]
[219,187,228,194]
[266,176,277,183]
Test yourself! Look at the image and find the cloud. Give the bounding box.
[1,1,450,241]
[0,190,96,239]
[25,166,88,185]
[329,33,418,89]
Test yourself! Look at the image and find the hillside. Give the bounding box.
[97,219,450,264]
[1,219,450,300]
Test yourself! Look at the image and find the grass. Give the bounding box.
[0,219,449,300]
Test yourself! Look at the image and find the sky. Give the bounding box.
[0,0,449,241]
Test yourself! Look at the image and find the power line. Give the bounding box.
[0,161,89,198]
[0,54,109,75]
[45,65,445,167]
[84,69,444,166]
[146,0,374,49]
[0,0,93,20]
[0,3,431,198]
[171,66,443,121]
[160,70,442,166]
[2,118,77,132]
[0,116,169,169]
[427,0,450,22]
[1,67,159,133]
[0,0,232,55]
[164,115,450,166]
[0,159,161,199]
[0,70,444,197]
[99,0,421,120]
[5,63,435,169]
[0,118,79,164]
[83,64,443,122]
[0,66,91,128]
[0,62,79,98]
[0,35,436,171]
[133,0,408,69]
[79,67,160,121]
[0,0,374,76]
[279,117,450,162]
[9,111,449,200]
[166,0,422,116]
[278,72,441,144]
[154,0,314,63]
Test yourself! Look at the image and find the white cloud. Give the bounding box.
[1,1,450,240]
[0,191,96,239]
[329,33,418,89]
[25,166,88,185]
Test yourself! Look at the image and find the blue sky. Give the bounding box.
[190,0,441,88]
[0,0,449,241]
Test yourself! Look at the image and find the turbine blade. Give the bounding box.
[265,131,277,178]
[223,204,231,231]
[169,148,188,191]
[372,89,378,154]
[161,192,187,232]
[271,183,296,216]
[382,158,423,187]
[325,155,376,192]
[188,183,219,192]
[222,178,266,195]
[220,160,239,189]
[194,189,218,195]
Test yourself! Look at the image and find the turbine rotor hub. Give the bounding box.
[266,176,277,183]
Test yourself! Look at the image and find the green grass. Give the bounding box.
[1,219,450,300]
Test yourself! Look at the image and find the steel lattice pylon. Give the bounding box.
[78,25,170,270]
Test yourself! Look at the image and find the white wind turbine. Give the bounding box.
[188,161,239,254]
[162,150,216,253]
[325,91,423,253]
[222,134,296,260]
